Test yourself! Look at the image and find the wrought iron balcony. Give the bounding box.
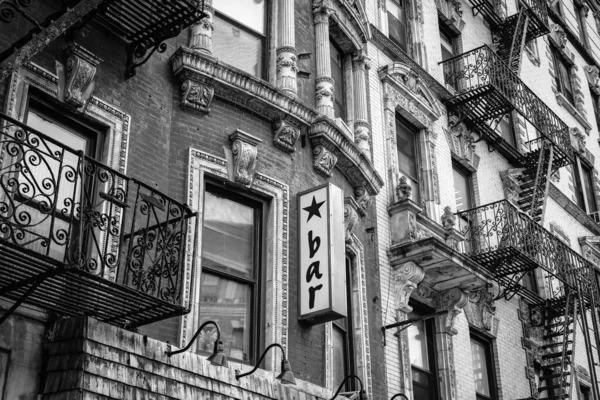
[0,113,197,328]
[456,200,595,304]
[441,45,573,168]
[469,0,548,38]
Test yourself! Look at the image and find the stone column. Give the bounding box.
[352,51,371,159]
[190,1,214,54]
[313,4,335,118]
[276,0,298,96]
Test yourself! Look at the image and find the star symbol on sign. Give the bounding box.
[303,195,325,222]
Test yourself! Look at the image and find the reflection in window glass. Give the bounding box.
[453,166,472,212]
[213,17,263,77]
[199,187,260,363]
[213,0,265,34]
[387,0,408,51]
[471,339,491,398]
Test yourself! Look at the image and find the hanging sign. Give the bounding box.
[298,183,347,324]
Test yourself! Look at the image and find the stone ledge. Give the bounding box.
[308,116,384,195]
[548,183,600,235]
[170,46,316,127]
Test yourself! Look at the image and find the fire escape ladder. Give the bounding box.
[506,9,530,74]
[577,279,600,399]
[539,291,577,399]
[517,140,553,223]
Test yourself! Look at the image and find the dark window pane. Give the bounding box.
[202,191,255,278]
[330,40,346,121]
[387,0,407,51]
[573,163,587,210]
[583,165,597,213]
[396,118,418,178]
[497,115,515,147]
[213,16,263,77]
[199,273,252,361]
[332,324,348,388]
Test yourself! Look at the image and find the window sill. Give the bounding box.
[555,92,592,131]
[548,183,600,235]
[309,116,384,196]
[170,46,315,127]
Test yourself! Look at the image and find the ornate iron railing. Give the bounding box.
[522,0,548,23]
[0,113,196,308]
[441,45,572,163]
[456,200,593,297]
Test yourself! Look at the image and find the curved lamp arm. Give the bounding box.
[390,394,409,400]
[236,343,286,380]
[166,320,222,357]
[330,374,365,400]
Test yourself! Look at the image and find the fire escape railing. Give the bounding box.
[456,199,595,302]
[441,45,573,167]
[0,113,197,327]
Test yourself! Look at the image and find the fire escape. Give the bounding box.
[0,1,206,329]
[441,0,600,398]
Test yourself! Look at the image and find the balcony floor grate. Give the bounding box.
[0,242,188,328]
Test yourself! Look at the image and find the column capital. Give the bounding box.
[352,50,371,70]
[313,0,335,20]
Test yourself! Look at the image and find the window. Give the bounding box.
[212,0,266,78]
[572,157,598,215]
[591,91,600,133]
[198,182,264,363]
[20,97,103,260]
[470,333,497,400]
[495,114,516,147]
[549,0,562,16]
[330,39,347,121]
[332,256,356,390]
[551,49,575,105]
[576,4,588,45]
[453,164,473,212]
[408,305,439,400]
[396,115,420,203]
[440,24,458,89]
[580,384,591,400]
[387,0,408,52]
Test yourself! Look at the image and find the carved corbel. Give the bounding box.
[272,118,300,153]
[464,284,500,334]
[61,43,102,113]
[180,79,215,114]
[438,288,468,335]
[393,261,425,313]
[313,145,337,177]
[441,206,456,231]
[570,126,586,154]
[228,130,262,187]
[550,23,567,49]
[344,197,360,244]
[354,186,371,215]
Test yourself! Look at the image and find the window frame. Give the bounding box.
[575,3,589,46]
[211,0,269,79]
[395,114,421,203]
[591,90,600,133]
[198,179,267,365]
[332,255,357,391]
[439,22,459,89]
[329,37,348,122]
[387,0,409,52]
[470,331,498,400]
[452,162,474,213]
[572,156,598,215]
[407,302,440,400]
[551,48,575,105]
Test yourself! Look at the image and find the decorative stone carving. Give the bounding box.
[272,118,300,152]
[344,197,360,244]
[500,169,524,205]
[181,79,214,114]
[464,284,500,333]
[441,206,456,230]
[403,70,421,94]
[276,47,298,96]
[584,65,600,94]
[550,23,567,49]
[62,43,101,113]
[393,261,425,312]
[229,130,262,187]
[354,186,371,215]
[438,288,468,335]
[313,145,337,177]
[409,213,426,240]
[570,126,586,154]
[189,5,214,54]
[396,175,412,201]
[354,121,371,157]
[444,115,479,170]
